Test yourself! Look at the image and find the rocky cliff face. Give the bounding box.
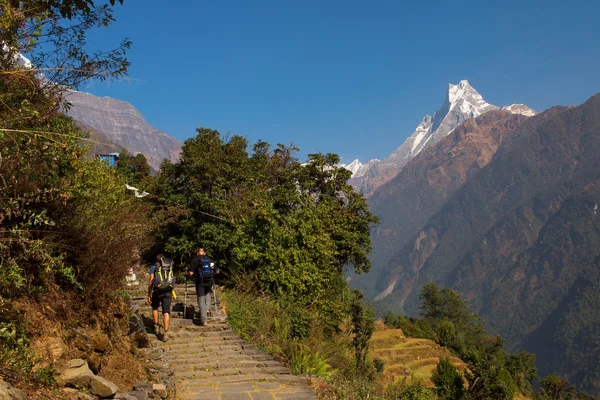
[64,91,182,170]
[75,122,122,158]
[346,81,535,196]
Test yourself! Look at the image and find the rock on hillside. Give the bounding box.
[373,93,600,395]
[65,91,182,170]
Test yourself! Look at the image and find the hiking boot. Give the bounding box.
[161,331,168,342]
[200,321,208,327]
[153,324,160,336]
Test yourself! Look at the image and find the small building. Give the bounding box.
[98,152,120,166]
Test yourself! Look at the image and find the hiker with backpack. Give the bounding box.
[148,254,175,341]
[188,247,216,326]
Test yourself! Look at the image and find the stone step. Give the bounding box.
[163,347,263,358]
[160,343,250,352]
[148,336,237,345]
[181,384,316,400]
[147,322,233,333]
[148,334,241,346]
[148,336,240,347]
[168,353,274,364]
[172,359,285,373]
[161,342,257,351]
[178,373,306,389]
[174,366,291,381]
[149,338,247,350]
[145,324,232,334]
[164,320,230,329]
[168,352,269,364]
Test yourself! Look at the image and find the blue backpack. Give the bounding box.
[196,258,214,286]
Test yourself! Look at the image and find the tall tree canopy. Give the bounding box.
[152,127,378,327]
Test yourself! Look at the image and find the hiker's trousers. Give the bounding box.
[195,283,212,323]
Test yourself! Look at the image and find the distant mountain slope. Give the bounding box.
[346,81,535,196]
[64,91,182,170]
[373,93,600,395]
[350,110,532,297]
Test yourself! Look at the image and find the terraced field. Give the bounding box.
[370,327,466,385]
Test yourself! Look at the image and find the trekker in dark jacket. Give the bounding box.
[188,247,216,326]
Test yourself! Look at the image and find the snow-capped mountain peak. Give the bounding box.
[340,159,364,176]
[444,79,497,119]
[347,80,536,196]
[448,80,475,104]
[501,104,537,117]
[348,80,500,196]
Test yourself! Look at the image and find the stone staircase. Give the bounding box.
[133,284,318,400]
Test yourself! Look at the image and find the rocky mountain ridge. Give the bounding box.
[64,91,182,170]
[345,80,536,196]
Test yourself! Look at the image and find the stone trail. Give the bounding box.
[135,284,318,400]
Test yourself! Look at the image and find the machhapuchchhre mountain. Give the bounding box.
[342,80,536,196]
[349,109,534,299]
[64,91,182,170]
[359,91,600,396]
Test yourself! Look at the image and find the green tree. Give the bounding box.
[464,336,514,400]
[152,129,378,330]
[436,320,459,350]
[533,376,595,400]
[536,376,574,400]
[0,0,149,389]
[432,357,465,400]
[116,150,151,186]
[420,283,485,353]
[350,290,375,372]
[507,351,538,395]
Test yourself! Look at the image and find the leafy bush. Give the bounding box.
[373,358,385,374]
[289,342,332,377]
[432,357,464,400]
[384,378,437,400]
[436,320,459,349]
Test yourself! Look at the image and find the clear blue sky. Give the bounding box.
[83,0,600,164]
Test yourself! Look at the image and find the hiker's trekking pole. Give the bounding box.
[184,275,188,319]
[212,283,218,315]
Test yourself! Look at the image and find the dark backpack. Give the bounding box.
[196,258,214,286]
[152,257,175,293]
